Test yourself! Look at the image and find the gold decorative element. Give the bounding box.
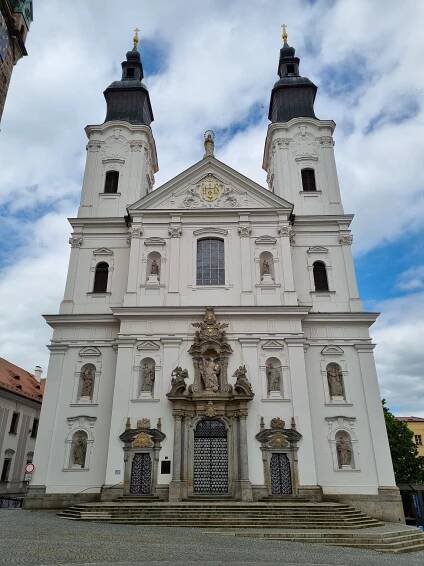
[199,175,221,203]
[281,24,288,44]
[193,307,228,341]
[137,418,151,430]
[206,401,216,418]
[268,431,289,448]
[132,431,153,448]
[133,27,140,48]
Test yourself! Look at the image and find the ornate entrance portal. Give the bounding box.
[270,453,292,495]
[193,419,228,494]
[130,453,152,495]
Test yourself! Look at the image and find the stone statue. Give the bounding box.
[336,433,353,467]
[141,360,155,393]
[327,364,344,398]
[261,258,271,276]
[72,432,87,467]
[150,258,160,278]
[200,357,220,392]
[168,366,189,396]
[80,364,95,398]
[233,365,253,396]
[266,363,281,393]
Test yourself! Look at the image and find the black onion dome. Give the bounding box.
[103,45,154,126]
[268,40,317,123]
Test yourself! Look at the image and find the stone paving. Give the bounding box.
[1,509,424,566]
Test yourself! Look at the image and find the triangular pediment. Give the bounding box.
[261,340,284,350]
[79,346,102,357]
[321,345,344,355]
[93,247,113,256]
[128,157,293,212]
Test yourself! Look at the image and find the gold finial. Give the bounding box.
[133,27,140,48]
[281,24,288,44]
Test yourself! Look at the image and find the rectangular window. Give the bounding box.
[30,418,39,439]
[0,458,11,483]
[301,168,317,192]
[196,238,225,286]
[415,435,422,446]
[161,460,171,474]
[9,412,19,434]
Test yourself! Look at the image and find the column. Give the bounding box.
[124,222,143,307]
[167,223,182,305]
[339,235,362,311]
[238,221,253,304]
[238,412,252,500]
[286,339,319,493]
[278,223,297,305]
[28,345,68,497]
[355,344,396,487]
[60,237,83,313]
[169,413,183,501]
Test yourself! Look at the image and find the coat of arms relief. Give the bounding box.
[182,174,240,208]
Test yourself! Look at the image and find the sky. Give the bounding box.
[0,0,423,416]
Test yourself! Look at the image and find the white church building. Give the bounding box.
[26,31,402,521]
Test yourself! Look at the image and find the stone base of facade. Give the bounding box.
[100,484,124,501]
[234,479,253,501]
[298,485,323,502]
[23,485,100,510]
[323,487,405,523]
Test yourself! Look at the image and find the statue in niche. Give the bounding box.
[140,360,155,393]
[336,432,353,467]
[233,365,253,396]
[168,366,189,396]
[80,364,95,398]
[327,364,345,398]
[150,258,160,278]
[71,432,87,467]
[260,256,274,283]
[200,357,220,392]
[266,362,281,393]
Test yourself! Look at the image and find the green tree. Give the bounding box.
[383,399,424,484]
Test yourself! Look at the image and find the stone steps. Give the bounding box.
[230,529,424,553]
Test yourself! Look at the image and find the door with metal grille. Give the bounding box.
[270,453,292,495]
[193,419,228,494]
[130,453,152,495]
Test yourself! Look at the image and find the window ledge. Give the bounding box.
[261,397,291,403]
[141,283,166,289]
[255,283,281,289]
[333,467,361,473]
[299,190,322,197]
[324,402,353,407]
[69,403,99,407]
[310,290,336,295]
[190,285,232,291]
[99,192,121,198]
[62,467,90,472]
[131,398,160,403]
[86,292,111,296]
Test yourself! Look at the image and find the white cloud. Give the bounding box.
[397,265,424,292]
[372,292,424,418]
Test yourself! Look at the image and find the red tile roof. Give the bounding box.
[0,358,44,403]
[396,416,424,422]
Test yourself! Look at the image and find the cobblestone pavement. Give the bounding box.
[1,509,424,566]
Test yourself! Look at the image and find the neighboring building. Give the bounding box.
[396,417,424,457]
[0,0,33,123]
[27,31,402,522]
[0,357,43,495]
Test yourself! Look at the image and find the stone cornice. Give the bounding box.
[44,314,118,327]
[112,306,310,319]
[304,313,379,326]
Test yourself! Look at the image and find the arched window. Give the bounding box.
[104,170,119,193]
[70,431,88,468]
[301,168,316,192]
[313,261,329,292]
[79,363,96,400]
[196,238,225,285]
[93,262,109,293]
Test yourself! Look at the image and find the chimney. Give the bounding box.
[34,365,43,381]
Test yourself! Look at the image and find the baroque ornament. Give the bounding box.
[132,431,153,448]
[182,175,239,208]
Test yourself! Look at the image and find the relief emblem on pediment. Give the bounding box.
[182,174,239,208]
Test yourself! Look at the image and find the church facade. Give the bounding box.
[27,31,402,521]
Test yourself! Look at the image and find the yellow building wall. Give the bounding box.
[404,421,424,457]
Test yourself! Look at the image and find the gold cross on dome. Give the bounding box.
[281,24,288,44]
[133,27,140,48]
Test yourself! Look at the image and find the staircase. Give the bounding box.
[230,528,424,554]
[58,501,381,529]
